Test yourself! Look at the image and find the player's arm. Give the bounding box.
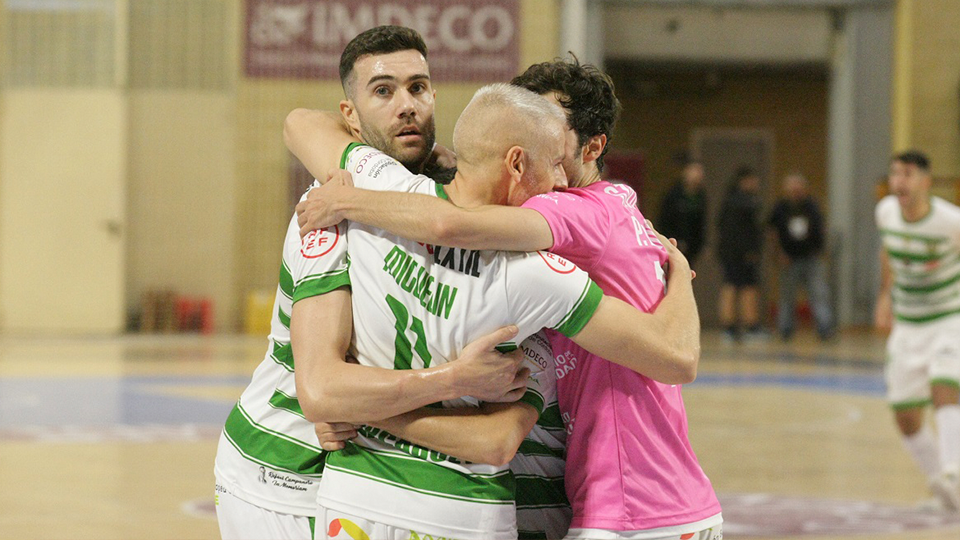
[283,108,358,184]
[296,179,555,251]
[874,248,893,333]
[364,401,539,467]
[569,236,700,384]
[292,290,527,424]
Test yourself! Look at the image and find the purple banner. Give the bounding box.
[245,0,520,82]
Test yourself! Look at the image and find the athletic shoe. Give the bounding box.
[930,472,960,512]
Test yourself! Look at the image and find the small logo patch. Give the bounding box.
[301,225,340,258]
[538,251,577,274]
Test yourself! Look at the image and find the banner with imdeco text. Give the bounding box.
[245,0,520,82]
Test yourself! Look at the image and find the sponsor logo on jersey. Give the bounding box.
[555,350,577,379]
[328,518,370,540]
[538,251,577,274]
[301,225,340,258]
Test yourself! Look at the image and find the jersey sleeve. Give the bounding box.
[282,181,351,304]
[514,331,557,418]
[503,251,603,342]
[522,191,607,261]
[875,195,894,230]
[341,143,436,194]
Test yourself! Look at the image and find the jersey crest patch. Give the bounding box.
[538,251,578,274]
[301,225,340,258]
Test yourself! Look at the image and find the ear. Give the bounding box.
[581,134,607,165]
[340,100,361,136]
[504,146,526,184]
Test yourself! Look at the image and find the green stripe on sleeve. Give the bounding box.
[890,398,931,411]
[325,443,515,504]
[292,269,351,303]
[517,388,545,416]
[931,377,960,390]
[223,403,325,476]
[279,261,294,300]
[340,142,367,169]
[554,281,604,337]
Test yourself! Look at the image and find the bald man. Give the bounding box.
[286,83,700,539]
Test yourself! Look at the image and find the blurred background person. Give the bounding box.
[875,150,960,512]
[658,156,708,267]
[767,172,835,341]
[717,165,766,343]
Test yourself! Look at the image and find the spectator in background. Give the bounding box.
[717,166,766,342]
[768,172,835,341]
[659,157,708,266]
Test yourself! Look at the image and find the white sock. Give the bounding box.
[934,404,960,476]
[903,426,941,482]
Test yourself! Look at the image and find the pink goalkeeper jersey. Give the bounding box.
[522,181,721,531]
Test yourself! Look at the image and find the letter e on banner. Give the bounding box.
[244,0,519,81]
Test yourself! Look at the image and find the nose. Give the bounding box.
[397,89,416,119]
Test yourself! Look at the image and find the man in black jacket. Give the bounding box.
[768,172,835,341]
[659,158,707,266]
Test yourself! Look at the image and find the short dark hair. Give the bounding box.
[339,26,428,97]
[892,150,930,171]
[510,56,621,172]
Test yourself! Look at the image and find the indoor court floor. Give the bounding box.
[2,329,959,540]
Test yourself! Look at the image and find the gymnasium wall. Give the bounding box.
[893,0,960,177]
[231,0,560,331]
[0,0,560,333]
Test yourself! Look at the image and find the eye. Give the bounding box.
[410,82,427,94]
[374,86,391,96]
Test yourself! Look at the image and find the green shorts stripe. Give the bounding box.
[325,442,515,504]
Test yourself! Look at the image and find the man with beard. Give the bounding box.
[875,150,960,512]
[212,26,527,540]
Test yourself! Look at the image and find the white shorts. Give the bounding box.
[216,482,314,540]
[886,316,960,408]
[565,514,722,540]
[316,505,464,540]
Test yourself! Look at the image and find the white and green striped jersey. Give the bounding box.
[877,195,960,323]
[318,144,602,540]
[214,182,349,516]
[513,332,571,540]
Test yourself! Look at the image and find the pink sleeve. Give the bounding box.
[522,192,607,264]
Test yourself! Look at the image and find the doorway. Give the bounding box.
[691,128,775,329]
